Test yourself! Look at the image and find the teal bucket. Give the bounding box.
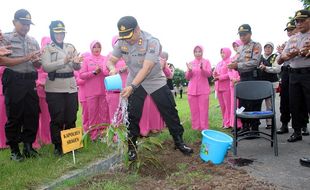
[104,74,122,91]
[200,129,233,165]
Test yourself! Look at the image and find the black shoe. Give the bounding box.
[10,151,24,162]
[175,143,194,155]
[302,127,309,136]
[287,132,302,142]
[128,148,137,161]
[277,123,289,134]
[300,157,310,167]
[23,143,39,158]
[173,135,193,155]
[265,125,272,129]
[128,137,138,161]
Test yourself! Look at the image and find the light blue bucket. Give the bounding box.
[200,129,233,165]
[104,74,122,91]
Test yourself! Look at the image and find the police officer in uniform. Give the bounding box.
[228,24,263,138]
[2,9,41,161]
[298,27,310,167]
[41,21,82,156]
[278,10,310,143]
[277,21,309,135]
[107,16,193,161]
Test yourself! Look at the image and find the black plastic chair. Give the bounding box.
[233,81,278,156]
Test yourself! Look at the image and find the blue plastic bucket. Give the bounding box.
[104,74,122,91]
[200,129,233,165]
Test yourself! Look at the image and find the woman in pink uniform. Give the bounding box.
[33,37,52,148]
[76,52,90,132]
[214,48,232,128]
[80,41,109,140]
[106,36,128,123]
[185,45,212,130]
[228,40,243,129]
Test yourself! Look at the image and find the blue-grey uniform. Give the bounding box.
[41,42,80,147]
[112,31,184,140]
[236,40,262,80]
[236,40,263,130]
[283,31,310,136]
[2,31,40,147]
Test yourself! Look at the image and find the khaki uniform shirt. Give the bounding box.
[236,40,262,73]
[112,31,166,94]
[42,42,81,93]
[3,32,40,73]
[283,31,310,68]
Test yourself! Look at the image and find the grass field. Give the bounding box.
[0,91,223,190]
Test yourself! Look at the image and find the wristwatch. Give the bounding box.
[130,83,138,91]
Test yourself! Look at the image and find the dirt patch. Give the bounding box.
[70,140,278,190]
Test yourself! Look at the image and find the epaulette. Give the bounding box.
[46,43,57,52]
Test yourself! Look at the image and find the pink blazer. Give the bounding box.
[185,52,212,95]
[79,55,108,97]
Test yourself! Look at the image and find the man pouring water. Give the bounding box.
[106,16,193,161]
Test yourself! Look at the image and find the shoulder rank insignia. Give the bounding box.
[138,38,143,45]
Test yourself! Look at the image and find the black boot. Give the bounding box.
[173,135,193,155]
[128,137,138,161]
[23,143,39,158]
[10,143,24,162]
[287,131,302,142]
[300,157,310,167]
[277,123,289,134]
[302,127,309,136]
[54,143,63,156]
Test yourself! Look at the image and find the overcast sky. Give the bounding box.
[0,0,305,70]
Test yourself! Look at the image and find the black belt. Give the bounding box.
[14,71,38,80]
[240,71,254,78]
[48,72,74,79]
[289,67,310,74]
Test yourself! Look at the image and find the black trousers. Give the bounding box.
[2,69,39,145]
[280,69,291,124]
[289,72,310,132]
[239,75,263,128]
[46,92,78,144]
[128,85,184,138]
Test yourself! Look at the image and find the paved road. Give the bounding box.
[231,95,310,190]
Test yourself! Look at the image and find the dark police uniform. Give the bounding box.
[2,31,40,155]
[282,10,310,142]
[235,24,263,132]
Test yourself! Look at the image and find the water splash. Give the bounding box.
[111,96,129,127]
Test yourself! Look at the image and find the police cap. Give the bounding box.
[238,24,252,35]
[294,9,310,20]
[14,9,33,25]
[117,16,138,40]
[284,21,296,31]
[49,20,66,33]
